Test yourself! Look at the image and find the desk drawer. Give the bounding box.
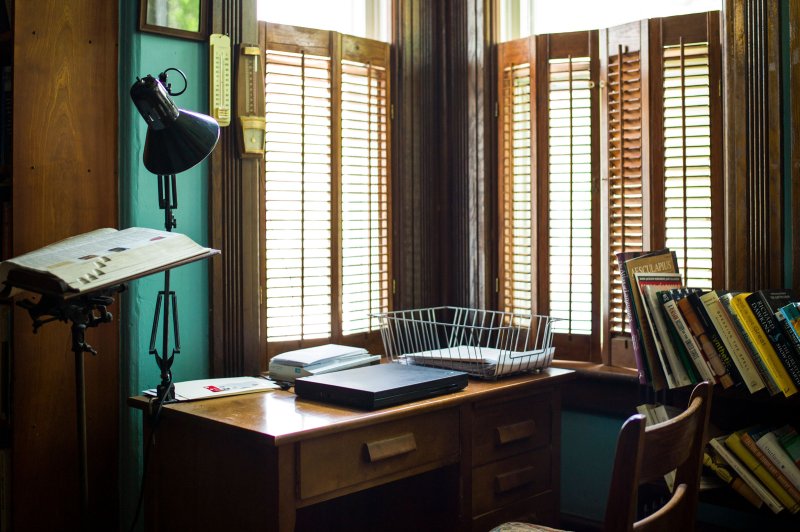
[298,409,459,500]
[471,447,552,517]
[472,393,552,467]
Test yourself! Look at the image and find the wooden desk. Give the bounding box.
[130,367,575,531]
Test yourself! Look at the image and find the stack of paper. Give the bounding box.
[400,345,554,376]
[268,344,380,382]
[144,376,281,401]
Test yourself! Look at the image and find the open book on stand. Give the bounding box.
[0,227,219,297]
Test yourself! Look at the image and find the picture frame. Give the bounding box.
[139,0,209,41]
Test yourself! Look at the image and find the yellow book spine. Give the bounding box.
[730,294,798,397]
[726,432,800,513]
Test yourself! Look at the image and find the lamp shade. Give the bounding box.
[130,75,221,175]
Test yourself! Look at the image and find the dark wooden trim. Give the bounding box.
[723,0,783,291]
[210,0,263,375]
[139,0,210,41]
[790,0,800,295]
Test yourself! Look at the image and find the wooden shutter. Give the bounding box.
[498,37,536,317]
[339,35,391,336]
[536,31,599,347]
[650,12,723,289]
[264,24,334,343]
[262,23,391,350]
[600,22,649,338]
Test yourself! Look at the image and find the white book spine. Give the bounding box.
[710,437,784,514]
[700,292,765,393]
[663,299,717,383]
[645,286,691,387]
[757,432,800,493]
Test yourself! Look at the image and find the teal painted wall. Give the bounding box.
[118,0,211,527]
[561,410,622,521]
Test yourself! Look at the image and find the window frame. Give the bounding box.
[259,21,392,359]
[495,11,724,365]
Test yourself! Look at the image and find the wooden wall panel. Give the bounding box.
[392,0,447,309]
[210,0,263,376]
[443,0,493,308]
[11,0,118,529]
[391,0,493,310]
[724,0,783,290]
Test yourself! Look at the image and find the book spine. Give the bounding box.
[678,296,732,387]
[617,253,648,385]
[704,451,763,509]
[776,311,800,378]
[710,437,784,513]
[779,303,800,337]
[746,293,800,388]
[662,298,716,384]
[757,432,800,493]
[726,432,800,513]
[658,292,699,383]
[741,432,800,502]
[644,284,692,387]
[701,291,765,394]
[689,292,741,387]
[775,426,800,469]
[721,294,781,396]
[730,294,798,397]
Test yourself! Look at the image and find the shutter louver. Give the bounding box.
[607,44,644,334]
[499,39,534,317]
[264,45,333,341]
[340,50,390,335]
[661,40,713,289]
[548,55,593,335]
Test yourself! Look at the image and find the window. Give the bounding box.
[261,23,391,354]
[497,11,722,362]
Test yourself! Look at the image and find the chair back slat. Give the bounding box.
[604,381,712,532]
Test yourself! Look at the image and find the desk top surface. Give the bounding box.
[130,367,575,445]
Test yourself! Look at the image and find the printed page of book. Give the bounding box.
[0,227,217,295]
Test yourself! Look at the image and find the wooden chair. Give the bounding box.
[491,381,712,532]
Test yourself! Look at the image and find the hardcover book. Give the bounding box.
[720,292,781,396]
[686,292,742,388]
[745,290,800,389]
[634,272,690,388]
[620,249,678,390]
[730,293,798,398]
[700,290,765,394]
[659,288,715,384]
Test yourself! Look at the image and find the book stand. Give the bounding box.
[16,284,124,525]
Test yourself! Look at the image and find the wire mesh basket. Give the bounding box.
[372,306,559,379]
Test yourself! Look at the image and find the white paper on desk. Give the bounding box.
[143,376,280,401]
[400,345,555,376]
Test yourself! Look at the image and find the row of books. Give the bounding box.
[708,424,800,514]
[618,248,800,396]
[639,400,800,515]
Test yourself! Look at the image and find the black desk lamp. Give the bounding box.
[130,69,220,402]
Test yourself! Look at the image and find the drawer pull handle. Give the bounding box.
[495,419,536,446]
[365,433,417,462]
[494,466,536,494]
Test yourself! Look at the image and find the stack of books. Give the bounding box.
[618,248,800,397]
[638,399,800,514]
[708,424,800,514]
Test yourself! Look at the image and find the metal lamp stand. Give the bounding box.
[18,285,122,526]
[150,173,180,403]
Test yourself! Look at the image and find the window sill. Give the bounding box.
[551,359,642,417]
[551,359,639,380]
